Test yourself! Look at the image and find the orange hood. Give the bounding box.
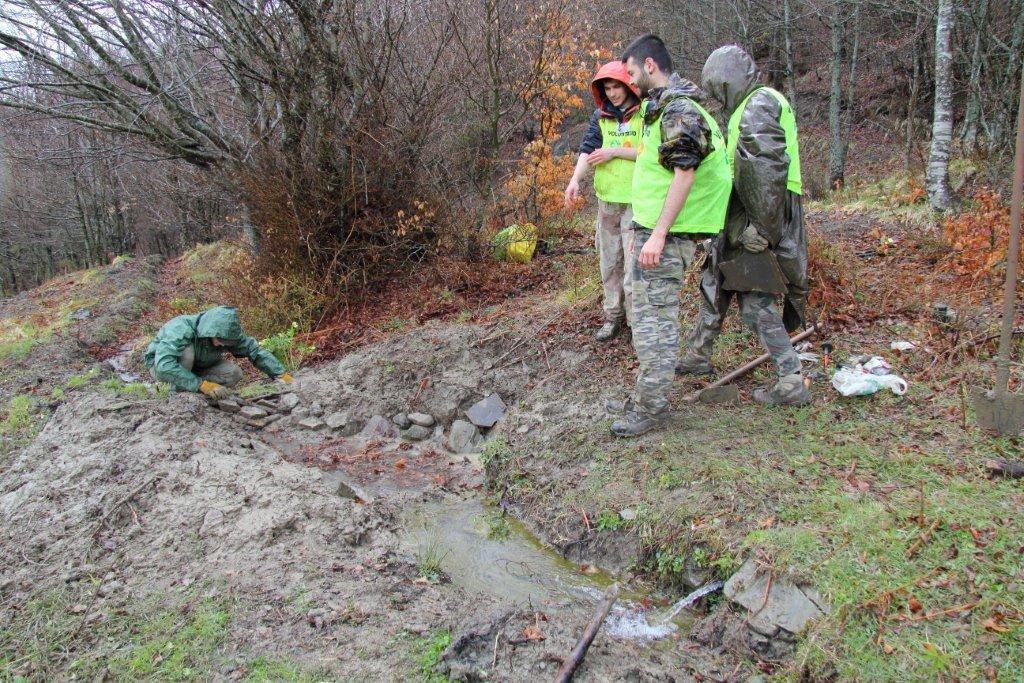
[590,61,640,110]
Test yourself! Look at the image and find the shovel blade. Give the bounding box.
[971,386,1024,435]
[698,384,740,406]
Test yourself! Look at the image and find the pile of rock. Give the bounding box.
[270,387,510,456]
[723,559,829,659]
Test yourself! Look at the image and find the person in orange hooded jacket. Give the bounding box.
[564,61,643,342]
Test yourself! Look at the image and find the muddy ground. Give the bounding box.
[0,275,749,681]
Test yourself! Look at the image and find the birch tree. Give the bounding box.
[926,0,955,210]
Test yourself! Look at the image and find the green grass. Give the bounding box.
[412,630,452,683]
[101,377,169,400]
[490,333,1024,680]
[66,368,102,389]
[0,395,38,436]
[0,321,50,361]
[415,538,449,583]
[237,381,278,399]
[0,586,322,681]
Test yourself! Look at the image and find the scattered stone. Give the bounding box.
[360,415,397,439]
[466,393,506,428]
[309,402,324,417]
[408,412,435,428]
[516,424,529,434]
[97,580,123,597]
[446,419,481,454]
[298,417,325,430]
[402,425,432,441]
[322,470,374,504]
[292,407,310,419]
[324,411,350,430]
[239,405,268,420]
[724,559,828,637]
[218,400,241,413]
[199,509,225,536]
[619,508,637,522]
[69,308,91,320]
[392,413,411,429]
[279,393,301,411]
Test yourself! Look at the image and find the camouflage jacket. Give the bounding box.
[643,73,714,172]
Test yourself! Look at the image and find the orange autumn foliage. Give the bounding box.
[502,14,605,238]
[940,187,1017,283]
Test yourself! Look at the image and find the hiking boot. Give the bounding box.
[605,396,636,414]
[595,320,622,342]
[753,373,811,406]
[675,352,714,377]
[610,409,665,438]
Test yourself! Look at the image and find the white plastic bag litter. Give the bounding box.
[831,356,908,397]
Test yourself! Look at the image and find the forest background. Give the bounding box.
[0,0,1021,337]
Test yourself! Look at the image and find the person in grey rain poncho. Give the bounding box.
[677,45,811,405]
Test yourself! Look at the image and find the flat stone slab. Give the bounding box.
[466,393,506,428]
[408,412,435,427]
[239,405,268,419]
[324,411,350,430]
[724,559,828,635]
[298,417,325,430]
[218,400,241,414]
[279,393,301,411]
[392,413,412,429]
[321,470,374,504]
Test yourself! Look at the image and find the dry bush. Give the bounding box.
[940,187,1015,288]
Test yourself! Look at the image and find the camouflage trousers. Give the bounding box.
[149,346,243,388]
[630,227,696,415]
[687,290,801,376]
[596,200,634,325]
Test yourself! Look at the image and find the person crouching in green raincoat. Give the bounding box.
[144,305,292,399]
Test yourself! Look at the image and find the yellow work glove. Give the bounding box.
[199,380,231,400]
[278,373,293,384]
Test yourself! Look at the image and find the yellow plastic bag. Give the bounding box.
[490,223,537,263]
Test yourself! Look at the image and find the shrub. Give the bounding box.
[260,322,315,371]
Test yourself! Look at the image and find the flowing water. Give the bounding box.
[401,497,720,641]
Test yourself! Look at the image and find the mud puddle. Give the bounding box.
[401,497,698,641]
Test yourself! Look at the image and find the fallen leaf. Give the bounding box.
[908,597,923,613]
[394,458,407,470]
[881,641,895,654]
[522,625,546,641]
[758,516,776,529]
[981,616,1010,633]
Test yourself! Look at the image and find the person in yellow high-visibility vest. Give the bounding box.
[564,61,642,342]
[677,45,810,406]
[605,34,732,437]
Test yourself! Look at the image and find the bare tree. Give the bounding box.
[927,0,955,210]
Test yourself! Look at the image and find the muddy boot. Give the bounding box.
[753,373,811,406]
[605,397,636,414]
[594,320,622,342]
[610,409,665,437]
[674,351,714,377]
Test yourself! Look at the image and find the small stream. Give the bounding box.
[401,497,717,640]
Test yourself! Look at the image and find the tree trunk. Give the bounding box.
[927,0,956,211]
[960,0,989,151]
[841,3,861,168]
[783,0,798,112]
[905,14,924,171]
[828,0,846,189]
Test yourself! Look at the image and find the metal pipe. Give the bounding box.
[995,66,1024,397]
